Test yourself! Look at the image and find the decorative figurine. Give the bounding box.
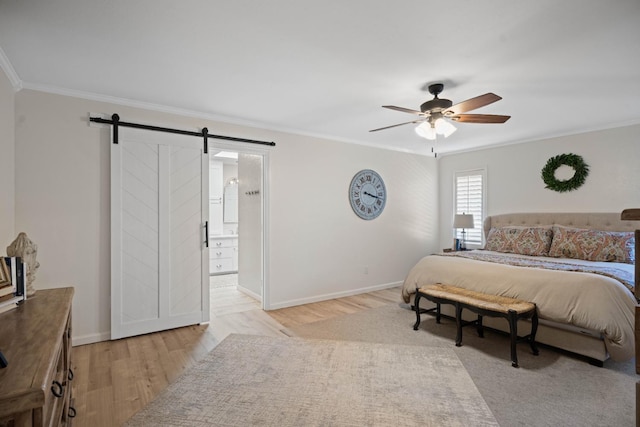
[7,232,39,297]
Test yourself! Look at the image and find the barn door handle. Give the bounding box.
[204,221,209,248]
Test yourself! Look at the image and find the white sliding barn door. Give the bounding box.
[111,127,209,340]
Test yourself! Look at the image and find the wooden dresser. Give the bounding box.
[0,287,75,426]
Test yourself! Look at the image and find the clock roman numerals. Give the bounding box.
[349,169,387,220]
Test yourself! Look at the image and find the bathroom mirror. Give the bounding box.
[224,181,238,223]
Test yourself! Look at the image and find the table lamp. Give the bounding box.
[453,213,475,250]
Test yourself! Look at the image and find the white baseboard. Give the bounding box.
[237,285,261,301]
[265,281,402,310]
[72,331,111,346]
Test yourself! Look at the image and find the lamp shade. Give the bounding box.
[415,122,436,140]
[453,213,475,229]
[434,118,457,137]
[415,119,457,140]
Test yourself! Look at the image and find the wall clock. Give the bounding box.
[349,169,387,220]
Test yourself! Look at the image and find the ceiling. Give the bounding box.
[1,0,639,156]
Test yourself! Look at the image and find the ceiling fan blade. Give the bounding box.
[369,119,425,132]
[450,114,511,124]
[445,93,502,115]
[382,105,426,116]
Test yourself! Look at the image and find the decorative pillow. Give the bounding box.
[548,226,635,263]
[485,227,553,256]
[484,227,513,253]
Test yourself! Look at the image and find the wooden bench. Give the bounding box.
[413,283,539,367]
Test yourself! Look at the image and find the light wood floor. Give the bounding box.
[71,281,400,426]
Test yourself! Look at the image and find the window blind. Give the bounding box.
[455,170,485,245]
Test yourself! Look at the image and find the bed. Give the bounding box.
[402,212,638,365]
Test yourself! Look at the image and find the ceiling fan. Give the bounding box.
[370,83,510,140]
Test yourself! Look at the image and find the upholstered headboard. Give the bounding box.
[484,212,639,300]
[483,212,638,240]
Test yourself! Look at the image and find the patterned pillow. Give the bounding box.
[485,227,553,256]
[548,226,635,263]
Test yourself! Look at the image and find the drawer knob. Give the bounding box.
[51,380,64,398]
[216,252,222,256]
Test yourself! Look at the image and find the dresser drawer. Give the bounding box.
[210,258,234,273]
[210,247,235,259]
[42,342,67,427]
[210,238,237,249]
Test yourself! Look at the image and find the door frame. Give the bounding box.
[209,140,271,310]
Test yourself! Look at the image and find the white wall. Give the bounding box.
[438,124,640,248]
[17,86,637,344]
[222,162,238,234]
[268,134,439,307]
[14,89,439,343]
[0,66,15,245]
[238,153,263,299]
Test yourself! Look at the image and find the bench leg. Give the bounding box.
[435,302,441,324]
[455,303,463,347]
[508,309,519,368]
[413,293,422,330]
[476,315,484,338]
[530,309,539,356]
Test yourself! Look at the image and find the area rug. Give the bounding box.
[125,333,498,426]
[285,304,637,427]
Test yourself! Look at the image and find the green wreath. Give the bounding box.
[541,153,589,192]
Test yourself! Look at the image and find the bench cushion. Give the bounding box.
[418,284,535,315]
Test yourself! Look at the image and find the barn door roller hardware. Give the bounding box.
[90,113,276,153]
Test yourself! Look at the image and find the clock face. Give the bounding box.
[349,169,386,220]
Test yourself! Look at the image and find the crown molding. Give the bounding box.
[0,46,22,91]
[19,80,640,159]
[19,81,423,155]
[438,118,640,158]
[21,81,229,122]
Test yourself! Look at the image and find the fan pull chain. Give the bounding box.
[432,135,439,158]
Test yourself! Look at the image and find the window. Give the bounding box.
[454,169,485,246]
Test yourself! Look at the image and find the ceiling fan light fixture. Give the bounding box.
[435,118,457,137]
[371,83,509,140]
[415,122,436,140]
[415,119,456,140]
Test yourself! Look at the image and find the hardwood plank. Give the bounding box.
[70,283,402,426]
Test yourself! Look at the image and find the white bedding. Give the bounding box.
[401,250,636,361]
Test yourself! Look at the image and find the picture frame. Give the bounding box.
[0,259,10,286]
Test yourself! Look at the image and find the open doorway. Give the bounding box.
[208,143,268,310]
